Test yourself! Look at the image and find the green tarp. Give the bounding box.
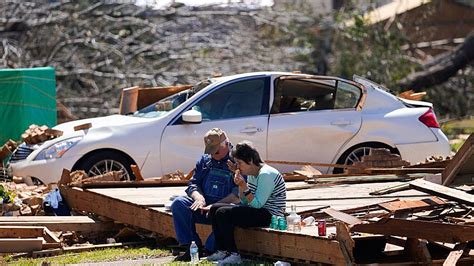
[0,67,56,145]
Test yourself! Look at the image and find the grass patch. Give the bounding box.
[3,247,170,265]
[441,118,474,138]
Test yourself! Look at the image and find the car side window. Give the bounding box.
[335,81,361,109]
[192,78,268,121]
[271,79,336,114]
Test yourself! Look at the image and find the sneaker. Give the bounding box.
[206,250,228,261]
[217,252,242,265]
[174,249,191,261]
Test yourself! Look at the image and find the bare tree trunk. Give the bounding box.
[399,32,474,91]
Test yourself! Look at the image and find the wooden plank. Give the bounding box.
[43,227,61,245]
[60,185,347,264]
[370,183,411,195]
[351,218,474,243]
[307,175,411,184]
[335,222,355,263]
[0,237,43,253]
[378,196,447,212]
[0,226,44,238]
[443,242,468,266]
[78,179,188,188]
[364,168,444,175]
[443,134,474,186]
[267,160,362,170]
[409,179,474,206]
[0,216,121,233]
[323,208,362,226]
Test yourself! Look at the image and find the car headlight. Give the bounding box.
[34,137,82,160]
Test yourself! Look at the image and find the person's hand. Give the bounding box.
[227,160,237,173]
[190,197,206,211]
[199,204,212,215]
[233,170,245,186]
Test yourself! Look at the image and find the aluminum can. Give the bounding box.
[270,215,278,229]
[278,216,287,230]
[317,219,326,236]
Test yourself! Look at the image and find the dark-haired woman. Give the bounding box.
[206,141,286,265]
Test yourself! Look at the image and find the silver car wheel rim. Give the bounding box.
[344,147,372,165]
[88,159,130,181]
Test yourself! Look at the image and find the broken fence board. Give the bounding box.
[409,179,474,206]
[351,218,474,243]
[60,185,348,264]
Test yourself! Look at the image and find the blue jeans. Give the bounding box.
[171,196,215,251]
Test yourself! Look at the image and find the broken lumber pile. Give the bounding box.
[21,125,63,145]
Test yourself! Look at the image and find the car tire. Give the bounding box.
[74,151,135,181]
[333,143,397,174]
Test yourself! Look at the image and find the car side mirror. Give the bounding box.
[182,109,202,123]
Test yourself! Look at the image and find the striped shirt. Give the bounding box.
[241,164,287,216]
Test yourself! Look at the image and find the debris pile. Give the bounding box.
[21,125,63,145]
[347,148,410,174]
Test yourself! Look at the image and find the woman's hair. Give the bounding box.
[231,141,264,166]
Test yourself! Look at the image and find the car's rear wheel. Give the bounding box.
[74,151,135,181]
[334,143,398,174]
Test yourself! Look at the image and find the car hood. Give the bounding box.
[54,114,149,134]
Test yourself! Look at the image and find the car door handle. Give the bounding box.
[331,120,352,126]
[240,127,263,133]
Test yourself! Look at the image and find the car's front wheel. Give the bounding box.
[334,143,398,174]
[73,151,135,181]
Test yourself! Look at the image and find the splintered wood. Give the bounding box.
[21,125,63,145]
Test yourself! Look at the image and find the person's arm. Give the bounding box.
[217,193,240,204]
[185,156,208,210]
[246,172,275,208]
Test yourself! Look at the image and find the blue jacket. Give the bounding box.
[185,153,238,204]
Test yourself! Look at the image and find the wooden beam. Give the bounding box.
[77,179,188,188]
[409,179,474,206]
[0,216,121,233]
[364,168,444,175]
[0,226,44,238]
[59,185,348,264]
[351,218,474,243]
[307,174,410,184]
[442,134,474,186]
[0,237,43,253]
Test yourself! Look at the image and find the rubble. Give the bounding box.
[21,124,63,145]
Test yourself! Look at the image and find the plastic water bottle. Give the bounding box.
[286,205,301,232]
[190,241,199,264]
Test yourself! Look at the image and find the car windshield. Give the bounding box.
[130,79,214,118]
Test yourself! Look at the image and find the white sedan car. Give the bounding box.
[9,72,450,184]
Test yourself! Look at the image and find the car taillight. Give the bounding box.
[419,108,440,128]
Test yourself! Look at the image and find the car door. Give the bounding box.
[160,76,271,174]
[267,76,363,174]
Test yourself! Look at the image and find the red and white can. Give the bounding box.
[317,219,326,236]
